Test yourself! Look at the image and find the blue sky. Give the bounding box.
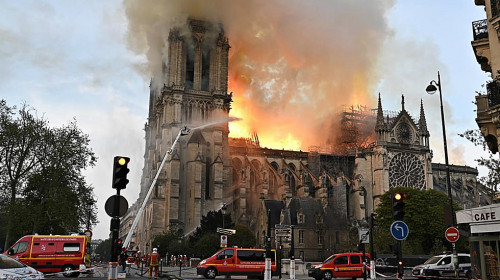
[0,0,491,240]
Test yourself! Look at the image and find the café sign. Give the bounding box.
[472,208,498,222]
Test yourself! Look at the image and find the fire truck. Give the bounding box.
[3,234,91,277]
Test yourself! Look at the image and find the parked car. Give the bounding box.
[412,253,471,279]
[197,247,277,279]
[308,252,371,280]
[0,253,44,280]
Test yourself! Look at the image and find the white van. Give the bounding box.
[412,253,471,279]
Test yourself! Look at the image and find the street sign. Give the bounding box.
[445,227,460,242]
[359,229,369,244]
[275,228,291,237]
[217,227,236,235]
[390,221,409,240]
[220,235,227,247]
[105,195,128,217]
[84,229,93,238]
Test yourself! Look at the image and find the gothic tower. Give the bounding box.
[351,95,433,222]
[137,19,233,249]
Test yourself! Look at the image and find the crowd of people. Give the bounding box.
[116,247,192,279]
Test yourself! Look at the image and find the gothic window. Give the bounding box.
[201,45,211,91]
[298,214,304,224]
[389,152,426,190]
[205,157,212,199]
[185,43,195,89]
[396,121,413,144]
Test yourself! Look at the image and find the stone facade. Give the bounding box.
[473,0,500,161]
[124,19,485,259]
[133,19,233,251]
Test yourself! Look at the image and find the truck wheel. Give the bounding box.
[323,270,333,280]
[62,264,79,278]
[205,267,217,279]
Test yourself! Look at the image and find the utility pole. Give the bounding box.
[369,213,376,279]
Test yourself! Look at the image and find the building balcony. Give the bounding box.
[488,80,500,107]
[471,19,492,73]
[475,80,500,154]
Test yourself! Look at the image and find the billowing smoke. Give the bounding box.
[124,0,395,151]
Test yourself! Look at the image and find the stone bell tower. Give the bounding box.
[137,19,233,247]
[351,95,433,222]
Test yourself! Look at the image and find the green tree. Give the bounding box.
[95,238,112,262]
[460,129,499,197]
[373,187,467,255]
[0,101,97,248]
[152,229,185,257]
[229,224,256,248]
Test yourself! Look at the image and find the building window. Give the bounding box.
[299,251,305,261]
[299,230,304,244]
[318,233,323,245]
[299,214,304,224]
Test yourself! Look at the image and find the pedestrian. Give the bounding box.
[118,248,127,272]
[148,248,160,279]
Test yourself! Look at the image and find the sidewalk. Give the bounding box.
[82,264,405,280]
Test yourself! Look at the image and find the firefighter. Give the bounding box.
[134,251,140,268]
[148,248,160,279]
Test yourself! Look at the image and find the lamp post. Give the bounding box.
[178,237,182,277]
[87,202,93,230]
[221,203,227,229]
[426,71,458,277]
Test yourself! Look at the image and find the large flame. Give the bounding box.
[124,0,395,151]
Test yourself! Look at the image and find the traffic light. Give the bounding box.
[392,192,406,220]
[115,238,123,253]
[112,156,130,189]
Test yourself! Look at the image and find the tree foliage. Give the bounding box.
[94,238,113,262]
[374,187,468,255]
[0,100,97,248]
[151,209,249,259]
[459,129,499,195]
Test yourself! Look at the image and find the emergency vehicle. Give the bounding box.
[125,249,138,265]
[197,247,277,279]
[308,252,371,280]
[3,234,91,277]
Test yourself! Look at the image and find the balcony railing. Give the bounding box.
[487,80,500,107]
[472,19,488,40]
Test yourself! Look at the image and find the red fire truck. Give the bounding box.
[3,235,91,277]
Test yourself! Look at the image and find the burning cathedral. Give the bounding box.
[120,19,485,261]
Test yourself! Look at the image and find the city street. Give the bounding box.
[44,264,415,280]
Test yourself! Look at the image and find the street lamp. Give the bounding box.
[86,202,93,230]
[426,71,458,276]
[221,203,227,229]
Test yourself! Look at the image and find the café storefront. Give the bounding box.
[457,204,500,280]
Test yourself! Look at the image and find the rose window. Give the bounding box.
[389,152,426,190]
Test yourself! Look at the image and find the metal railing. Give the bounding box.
[487,80,500,107]
[472,19,488,41]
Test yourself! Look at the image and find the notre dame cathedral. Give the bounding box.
[120,19,486,261]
